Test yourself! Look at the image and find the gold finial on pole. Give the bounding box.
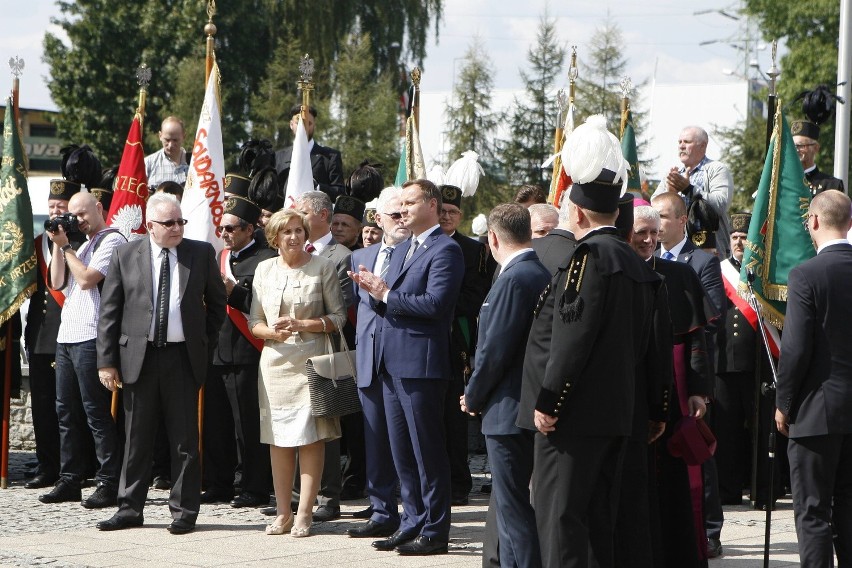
[567,47,578,106]
[9,56,24,125]
[135,64,151,120]
[297,54,315,120]
[410,67,421,131]
[619,76,633,136]
[204,0,217,83]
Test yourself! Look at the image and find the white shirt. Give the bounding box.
[817,238,850,254]
[659,235,688,259]
[498,248,534,276]
[148,241,185,342]
[308,231,335,255]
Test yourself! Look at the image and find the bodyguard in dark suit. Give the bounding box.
[346,187,409,539]
[439,184,490,504]
[518,116,662,568]
[463,204,550,568]
[351,179,464,556]
[95,193,226,534]
[653,190,725,556]
[776,190,852,566]
[201,197,276,506]
[275,105,345,201]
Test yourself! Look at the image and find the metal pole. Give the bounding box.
[834,0,851,187]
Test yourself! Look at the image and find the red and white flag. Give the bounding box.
[284,114,314,207]
[182,62,225,253]
[107,114,148,239]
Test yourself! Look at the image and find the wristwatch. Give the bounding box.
[60,244,73,255]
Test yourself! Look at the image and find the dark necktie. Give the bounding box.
[154,248,170,347]
[379,247,394,279]
[404,238,419,263]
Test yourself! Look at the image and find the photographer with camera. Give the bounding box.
[39,192,127,509]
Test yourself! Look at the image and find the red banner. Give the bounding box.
[107,115,148,238]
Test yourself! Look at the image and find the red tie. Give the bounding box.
[305,242,316,253]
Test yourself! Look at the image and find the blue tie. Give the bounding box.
[662,251,675,260]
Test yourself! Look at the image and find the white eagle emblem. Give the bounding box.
[112,205,144,240]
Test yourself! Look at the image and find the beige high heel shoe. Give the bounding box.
[265,514,294,535]
[290,512,312,538]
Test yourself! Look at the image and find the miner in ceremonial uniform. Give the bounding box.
[361,207,383,247]
[24,179,87,490]
[332,195,366,250]
[715,213,783,510]
[201,195,276,506]
[518,116,662,568]
[791,120,845,196]
[438,183,490,505]
[275,105,346,201]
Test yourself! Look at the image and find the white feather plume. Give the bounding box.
[445,150,484,197]
[560,114,628,194]
[471,213,488,237]
[427,164,445,186]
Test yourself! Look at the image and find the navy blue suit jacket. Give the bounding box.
[777,243,852,437]
[465,251,551,435]
[675,240,724,324]
[373,228,464,379]
[351,243,381,388]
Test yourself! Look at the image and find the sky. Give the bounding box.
[2,0,775,177]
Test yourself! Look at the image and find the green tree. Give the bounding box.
[740,0,849,177]
[324,34,400,177]
[43,0,443,166]
[575,18,650,159]
[444,37,510,230]
[497,11,566,187]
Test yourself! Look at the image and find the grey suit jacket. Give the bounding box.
[97,238,227,386]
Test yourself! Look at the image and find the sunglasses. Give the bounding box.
[385,212,402,220]
[150,218,188,228]
[215,223,246,236]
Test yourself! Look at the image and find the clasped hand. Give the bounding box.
[348,265,389,301]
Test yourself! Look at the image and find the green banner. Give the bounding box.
[0,99,36,326]
[739,103,814,329]
[620,109,641,191]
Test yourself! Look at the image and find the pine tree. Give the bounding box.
[324,34,400,178]
[496,12,566,187]
[444,37,510,228]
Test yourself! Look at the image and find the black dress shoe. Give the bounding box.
[200,489,234,504]
[312,505,341,522]
[230,492,269,508]
[97,514,144,531]
[167,519,195,534]
[347,520,399,538]
[396,535,449,556]
[372,530,417,551]
[707,538,723,558]
[352,506,373,519]
[25,473,58,490]
[152,476,171,490]
[82,483,118,509]
[451,495,469,506]
[39,480,81,504]
[261,506,278,516]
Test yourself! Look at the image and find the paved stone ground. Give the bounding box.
[0,450,806,567]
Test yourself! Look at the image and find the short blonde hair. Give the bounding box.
[265,209,310,248]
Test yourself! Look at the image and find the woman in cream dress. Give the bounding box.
[249,209,345,537]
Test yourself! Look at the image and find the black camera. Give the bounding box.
[44,212,80,234]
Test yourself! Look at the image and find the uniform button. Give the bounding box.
[733,323,738,328]
[43,309,47,314]
[734,332,739,337]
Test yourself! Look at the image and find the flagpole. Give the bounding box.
[834,0,851,186]
[764,41,780,151]
[411,67,421,134]
[199,0,218,465]
[2,57,24,490]
[205,1,217,84]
